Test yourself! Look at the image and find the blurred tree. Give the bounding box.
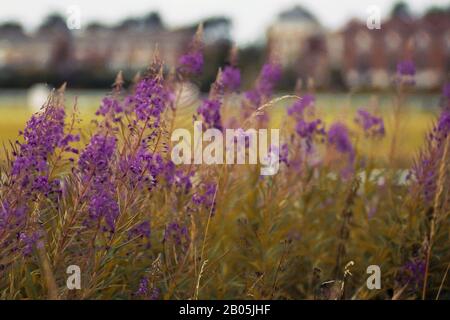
[38,13,69,34]
[390,2,412,19]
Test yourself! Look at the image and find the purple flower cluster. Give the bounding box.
[288,95,325,152]
[179,51,203,76]
[396,60,416,85]
[128,220,151,248]
[163,222,190,253]
[119,147,192,193]
[135,277,160,299]
[12,105,66,196]
[1,101,77,255]
[96,96,123,117]
[192,182,217,214]
[221,66,241,92]
[412,85,450,203]
[79,134,119,231]
[178,30,204,76]
[328,122,354,158]
[397,60,415,76]
[124,76,168,125]
[197,99,222,130]
[443,83,450,101]
[245,62,281,107]
[18,230,43,256]
[354,108,385,138]
[397,257,425,291]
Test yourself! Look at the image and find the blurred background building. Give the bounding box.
[0,2,448,91]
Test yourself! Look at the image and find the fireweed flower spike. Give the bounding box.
[78,133,119,232]
[197,70,224,130]
[245,61,282,108]
[354,108,385,138]
[328,122,354,156]
[96,72,124,119]
[178,24,204,76]
[411,84,450,204]
[221,66,241,92]
[328,122,355,178]
[2,91,70,255]
[287,94,325,152]
[396,60,416,85]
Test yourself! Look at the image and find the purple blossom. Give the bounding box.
[197,99,222,130]
[129,221,151,240]
[443,83,450,100]
[179,51,203,75]
[397,257,426,292]
[135,277,149,297]
[79,134,119,231]
[124,77,168,123]
[411,87,450,204]
[328,122,354,158]
[396,60,416,85]
[178,31,204,76]
[287,94,315,117]
[18,230,43,256]
[245,62,281,107]
[397,60,415,76]
[96,96,123,117]
[163,222,190,252]
[134,278,160,300]
[191,182,217,214]
[355,108,385,138]
[221,66,241,92]
[288,95,325,152]
[12,104,66,195]
[296,119,325,152]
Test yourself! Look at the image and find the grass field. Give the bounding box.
[0,90,440,166]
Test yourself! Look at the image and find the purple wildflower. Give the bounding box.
[197,99,222,130]
[124,76,168,124]
[129,221,151,240]
[245,62,281,107]
[221,66,241,92]
[79,134,119,231]
[328,122,354,156]
[12,104,66,196]
[397,60,415,76]
[411,85,450,204]
[443,83,450,101]
[179,51,203,75]
[96,96,123,117]
[288,95,325,152]
[163,222,190,252]
[178,28,204,76]
[355,108,385,138]
[396,60,416,85]
[191,182,217,214]
[397,257,426,292]
[135,277,149,297]
[287,94,315,117]
[18,230,43,256]
[328,122,355,178]
[134,278,160,300]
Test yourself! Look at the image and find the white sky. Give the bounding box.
[0,0,448,44]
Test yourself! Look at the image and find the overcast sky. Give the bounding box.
[1,0,448,44]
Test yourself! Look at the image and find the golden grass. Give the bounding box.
[0,92,439,166]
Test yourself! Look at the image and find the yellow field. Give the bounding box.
[0,91,439,166]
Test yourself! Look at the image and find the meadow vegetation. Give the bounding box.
[0,27,448,300]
